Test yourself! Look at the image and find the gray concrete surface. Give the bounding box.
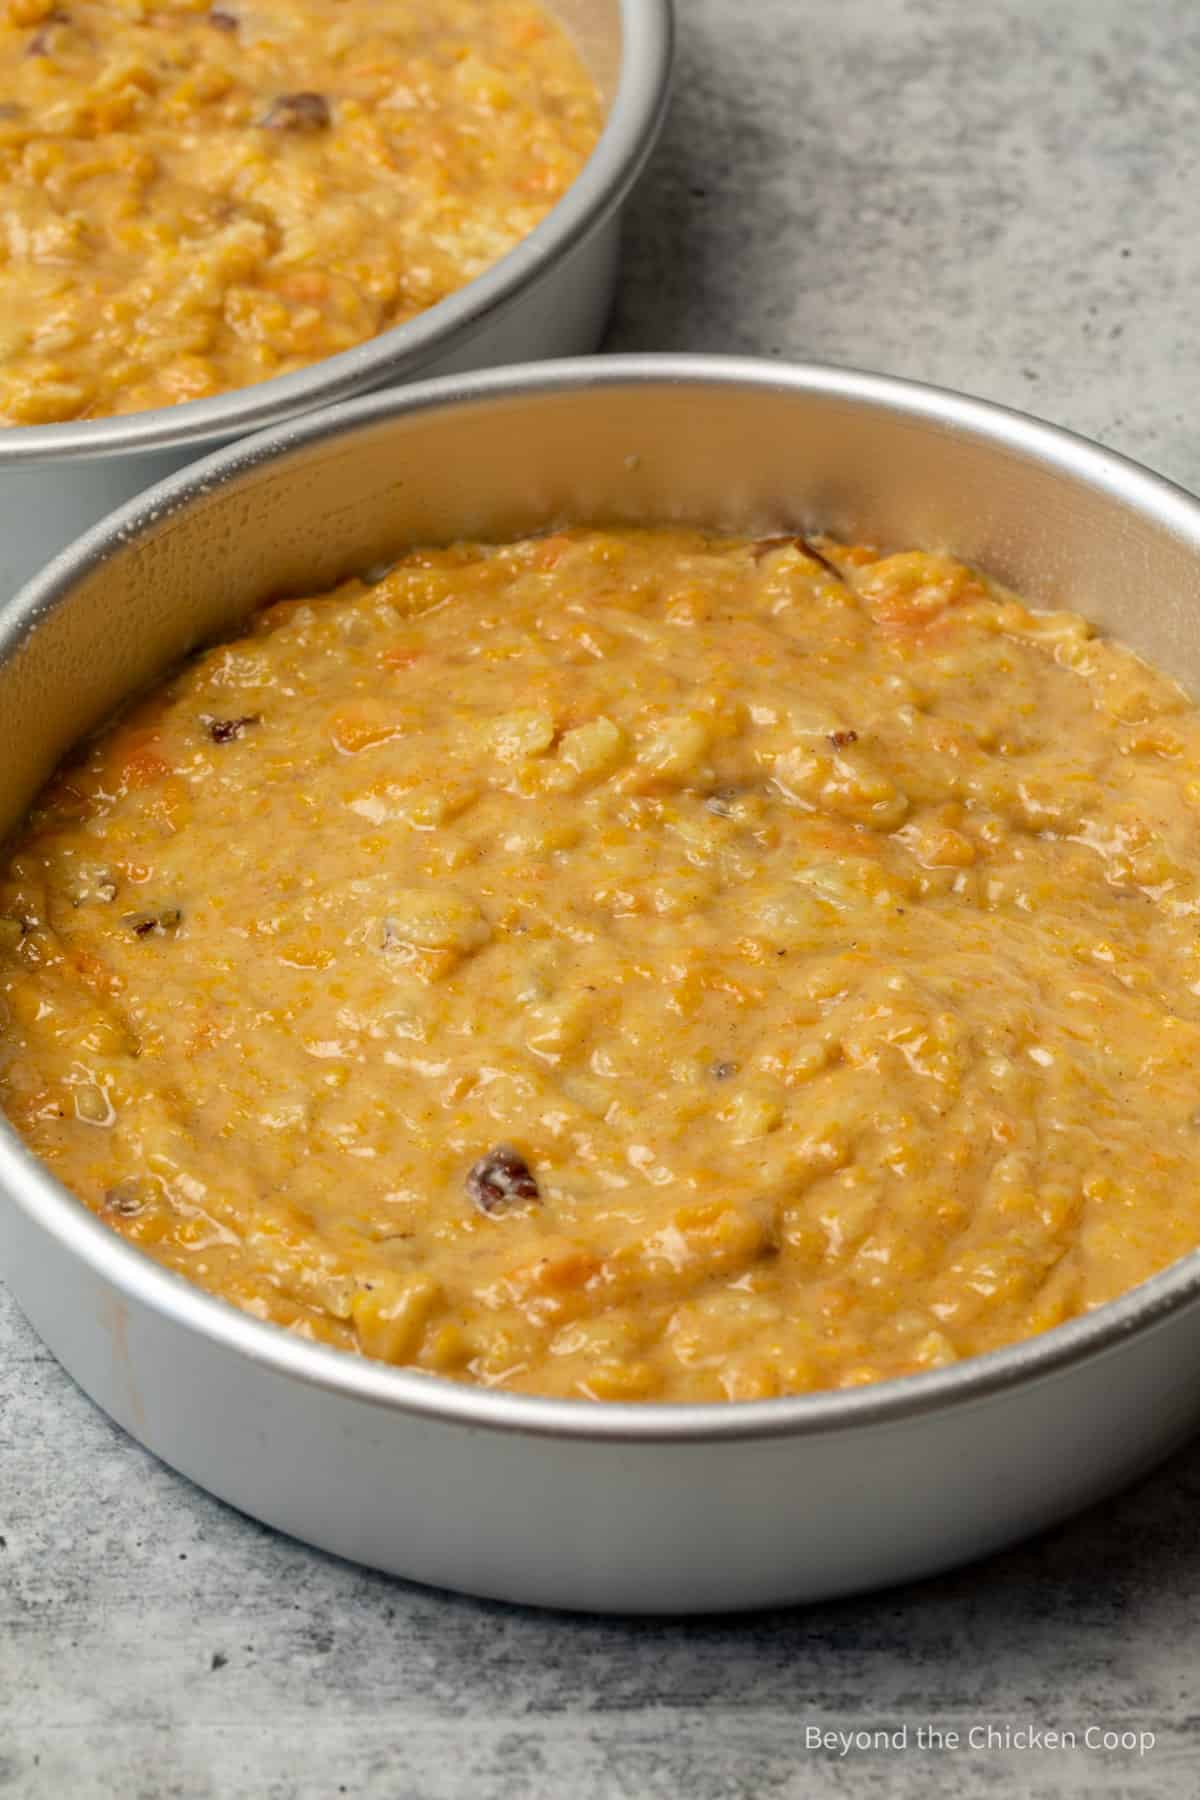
[4,0,1200,1794]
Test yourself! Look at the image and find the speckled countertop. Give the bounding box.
[4,2,1200,1795]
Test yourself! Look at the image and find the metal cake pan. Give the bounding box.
[0,0,674,599]
[4,356,1200,1614]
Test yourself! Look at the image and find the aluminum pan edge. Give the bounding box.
[4,351,1200,1446]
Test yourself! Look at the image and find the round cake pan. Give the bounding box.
[4,356,1200,1614]
[0,0,673,599]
